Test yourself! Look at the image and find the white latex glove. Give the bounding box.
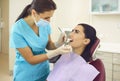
[55,32,67,48]
[47,45,72,59]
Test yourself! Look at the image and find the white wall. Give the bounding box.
[91,15,120,43]
[53,0,120,43]
[51,0,90,41]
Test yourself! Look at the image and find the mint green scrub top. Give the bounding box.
[10,19,51,81]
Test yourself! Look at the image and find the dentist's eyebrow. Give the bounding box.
[44,17,50,19]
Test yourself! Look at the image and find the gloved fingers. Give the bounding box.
[60,45,72,53]
[47,45,72,59]
[60,32,66,42]
[64,45,72,52]
[63,45,72,49]
[63,33,67,42]
[55,32,66,48]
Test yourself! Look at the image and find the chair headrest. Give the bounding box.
[90,38,100,57]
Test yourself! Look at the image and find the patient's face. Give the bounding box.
[69,25,88,49]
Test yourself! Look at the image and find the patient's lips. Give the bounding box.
[68,38,73,42]
[64,38,73,45]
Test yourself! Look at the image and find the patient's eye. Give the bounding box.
[72,29,80,33]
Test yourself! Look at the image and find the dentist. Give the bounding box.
[10,0,72,81]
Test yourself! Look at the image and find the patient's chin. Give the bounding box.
[69,42,73,46]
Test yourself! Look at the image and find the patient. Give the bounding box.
[47,23,100,81]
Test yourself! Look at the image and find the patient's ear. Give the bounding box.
[83,38,90,45]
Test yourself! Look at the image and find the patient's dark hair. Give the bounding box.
[78,23,97,62]
[16,0,56,22]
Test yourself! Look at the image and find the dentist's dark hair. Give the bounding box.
[16,0,56,22]
[78,23,97,62]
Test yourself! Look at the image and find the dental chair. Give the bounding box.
[49,38,106,81]
[89,38,106,81]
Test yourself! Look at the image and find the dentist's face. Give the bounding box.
[32,10,55,22]
[69,25,88,49]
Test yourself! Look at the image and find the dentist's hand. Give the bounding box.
[55,32,67,48]
[47,45,72,59]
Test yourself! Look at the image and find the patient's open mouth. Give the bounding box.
[69,39,73,42]
[64,38,72,45]
[67,38,73,42]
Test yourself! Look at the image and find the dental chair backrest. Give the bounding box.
[90,37,100,59]
[89,38,106,81]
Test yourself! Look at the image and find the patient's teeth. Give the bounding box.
[65,38,72,45]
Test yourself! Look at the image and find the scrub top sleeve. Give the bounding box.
[10,32,28,48]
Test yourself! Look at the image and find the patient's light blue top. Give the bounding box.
[10,18,51,81]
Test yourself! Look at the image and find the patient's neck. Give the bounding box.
[73,47,85,56]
